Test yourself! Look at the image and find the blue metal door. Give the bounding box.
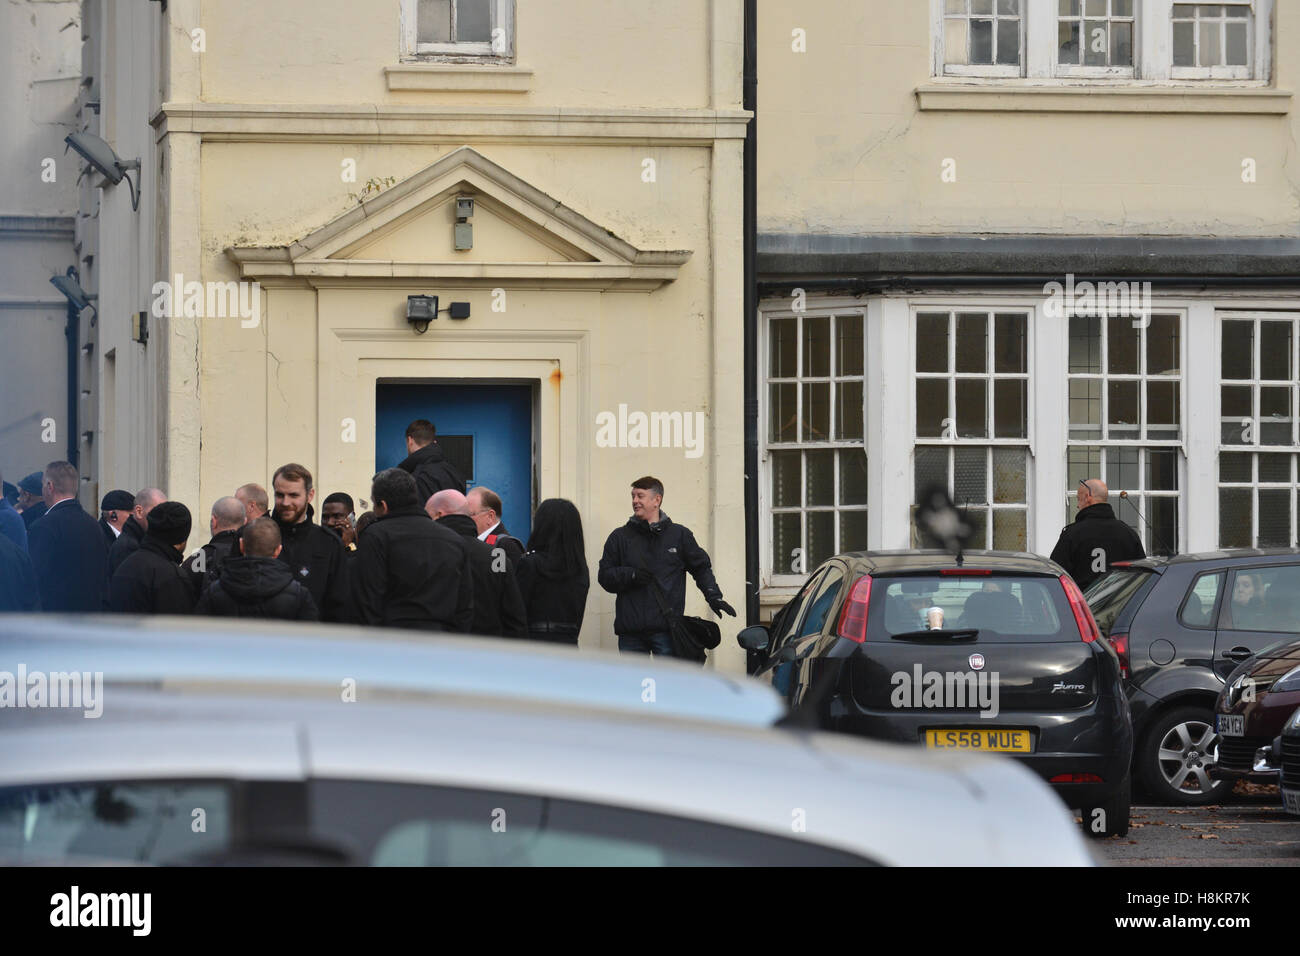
[375,382,534,543]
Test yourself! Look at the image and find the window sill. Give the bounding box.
[385,64,533,93]
[915,83,1291,114]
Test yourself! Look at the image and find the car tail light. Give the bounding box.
[1108,631,1131,680]
[835,575,872,644]
[1049,773,1104,784]
[1060,574,1101,644]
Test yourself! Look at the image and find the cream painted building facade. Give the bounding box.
[72,0,749,663]
[754,0,1300,612]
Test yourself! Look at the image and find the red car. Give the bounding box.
[1213,638,1300,785]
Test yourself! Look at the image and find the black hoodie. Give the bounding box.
[195,555,319,620]
[398,442,466,502]
[109,535,195,615]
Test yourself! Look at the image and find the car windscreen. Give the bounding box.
[1084,568,1154,637]
[867,575,1070,642]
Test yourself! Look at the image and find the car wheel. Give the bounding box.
[1081,773,1131,838]
[1136,706,1233,806]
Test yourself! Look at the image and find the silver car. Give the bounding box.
[0,616,1094,865]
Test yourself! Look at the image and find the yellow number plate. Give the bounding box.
[925,729,1032,752]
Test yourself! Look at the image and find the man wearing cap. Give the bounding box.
[98,489,134,548]
[108,487,167,576]
[27,461,109,613]
[16,472,47,530]
[0,469,27,551]
[109,500,196,614]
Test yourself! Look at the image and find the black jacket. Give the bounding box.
[98,517,116,549]
[182,528,241,600]
[27,499,109,613]
[352,504,474,631]
[398,442,466,502]
[274,505,349,622]
[1050,502,1147,591]
[20,501,47,530]
[0,532,40,612]
[107,515,145,576]
[436,513,527,638]
[598,513,722,636]
[517,550,589,642]
[195,555,319,621]
[482,522,525,565]
[109,535,196,615]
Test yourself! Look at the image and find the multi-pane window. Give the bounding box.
[1066,313,1182,554]
[943,0,1024,75]
[1219,315,1300,548]
[914,310,1030,549]
[767,312,868,578]
[402,0,512,57]
[1172,3,1252,76]
[1058,0,1135,71]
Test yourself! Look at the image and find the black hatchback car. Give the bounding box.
[1084,549,1300,805]
[740,550,1133,837]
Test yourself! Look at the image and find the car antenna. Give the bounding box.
[1118,491,1171,556]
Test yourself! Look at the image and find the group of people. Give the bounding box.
[0,419,736,658]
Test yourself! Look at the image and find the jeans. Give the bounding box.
[618,631,675,656]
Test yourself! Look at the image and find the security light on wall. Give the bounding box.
[406,295,471,333]
[64,132,141,211]
[50,270,96,316]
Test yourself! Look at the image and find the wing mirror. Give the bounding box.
[736,624,770,652]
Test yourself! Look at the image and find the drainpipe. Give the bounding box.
[743,0,759,650]
[64,268,80,471]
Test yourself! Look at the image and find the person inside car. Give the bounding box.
[1230,572,1267,630]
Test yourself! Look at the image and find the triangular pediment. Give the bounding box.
[226,146,691,290]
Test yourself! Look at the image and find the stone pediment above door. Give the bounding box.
[225,146,691,290]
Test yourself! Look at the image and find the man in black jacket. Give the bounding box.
[108,487,167,576]
[427,489,527,638]
[466,486,525,565]
[27,462,108,613]
[0,531,40,612]
[108,501,195,614]
[98,489,134,548]
[1050,478,1147,590]
[271,463,349,623]
[598,476,735,656]
[398,419,465,500]
[16,472,47,530]
[195,518,319,621]
[353,468,473,632]
[182,495,247,600]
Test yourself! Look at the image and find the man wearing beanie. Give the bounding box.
[17,472,47,530]
[98,489,134,548]
[109,500,196,615]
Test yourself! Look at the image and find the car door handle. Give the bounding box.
[1222,646,1254,661]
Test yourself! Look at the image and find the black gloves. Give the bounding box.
[709,598,737,618]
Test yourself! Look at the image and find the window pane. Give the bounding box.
[998,0,1019,13]
[965,508,989,548]
[972,0,994,13]
[456,0,493,42]
[1113,0,1132,15]
[1108,316,1139,374]
[1146,380,1180,440]
[837,315,864,377]
[994,313,1027,373]
[418,0,453,43]
[802,382,830,441]
[1106,446,1140,492]
[1070,379,1102,440]
[994,379,1027,438]
[916,380,949,437]
[837,381,864,440]
[770,318,796,378]
[956,379,988,438]
[1225,21,1248,65]
[1070,316,1101,372]
[1108,380,1139,439]
[1147,448,1179,491]
[1219,487,1252,548]
[1112,20,1133,64]
[996,18,1020,65]
[945,19,970,65]
[1060,0,1080,13]
[1258,453,1290,483]
[947,0,967,14]
[803,315,831,377]
[1226,3,1249,15]
[971,19,994,63]
[1260,321,1292,381]
[1150,496,1177,555]
[915,446,949,500]
[840,450,868,505]
[1221,320,1253,379]
[1068,445,1102,491]
[993,509,1027,551]
[1221,384,1252,444]
[1084,0,1106,14]
[1260,386,1291,446]
[807,511,835,567]
[1200,21,1221,67]
[1219,451,1252,482]
[1147,314,1180,375]
[840,510,869,553]
[992,447,1026,503]
[773,512,802,574]
[1059,20,1081,63]
[954,446,988,505]
[917,313,950,372]
[770,383,796,442]
[806,450,835,507]
[1173,21,1195,66]
[771,450,801,507]
[956,313,987,373]
[1084,20,1108,66]
[1258,489,1291,548]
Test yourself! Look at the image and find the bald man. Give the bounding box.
[235,483,269,523]
[183,495,248,599]
[108,487,167,576]
[427,489,527,638]
[1050,478,1146,590]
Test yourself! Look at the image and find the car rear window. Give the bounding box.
[1084,568,1154,637]
[867,575,1069,642]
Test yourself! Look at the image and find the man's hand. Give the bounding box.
[709,598,736,618]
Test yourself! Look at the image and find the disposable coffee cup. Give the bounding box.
[926,606,944,630]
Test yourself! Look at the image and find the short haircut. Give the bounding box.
[43,461,79,496]
[236,483,269,512]
[210,496,247,531]
[372,468,419,512]
[405,419,437,446]
[272,463,313,494]
[355,510,377,535]
[631,475,664,499]
[240,517,282,557]
[135,487,166,510]
[323,492,354,512]
[471,487,503,516]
